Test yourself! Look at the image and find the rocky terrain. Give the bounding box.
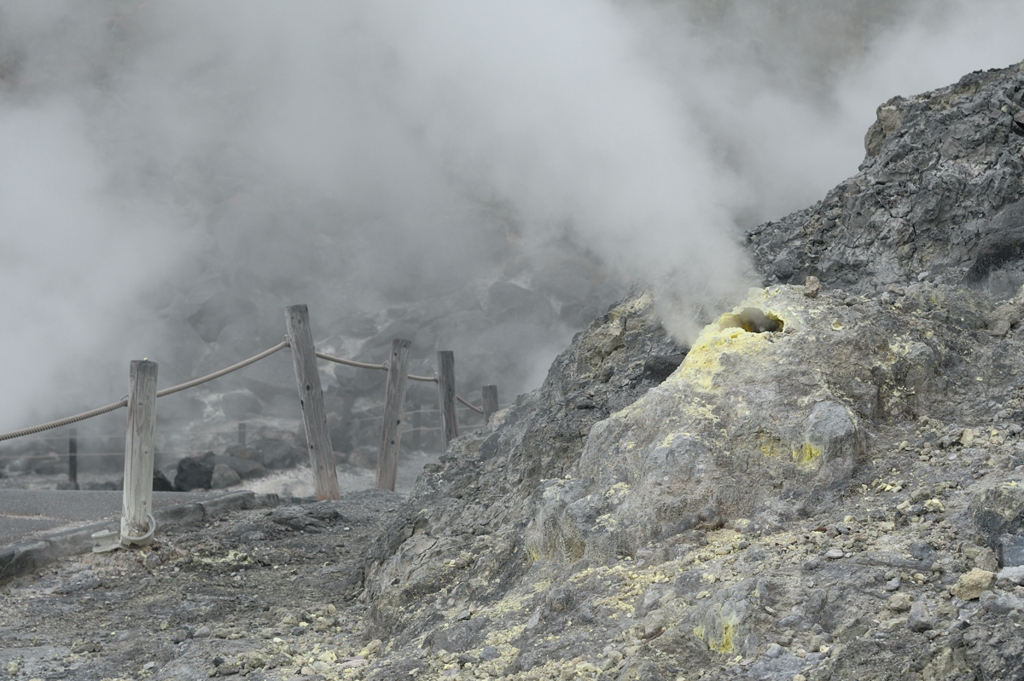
[3,60,1024,681]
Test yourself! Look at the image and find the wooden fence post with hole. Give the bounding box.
[121,360,158,543]
[68,428,78,490]
[376,338,412,492]
[482,385,499,424]
[437,350,459,452]
[285,304,341,501]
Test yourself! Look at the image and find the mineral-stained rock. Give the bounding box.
[950,568,997,600]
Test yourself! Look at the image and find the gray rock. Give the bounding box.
[211,464,242,489]
[174,456,213,491]
[907,601,934,632]
[969,483,1024,552]
[999,533,1024,567]
[208,455,266,480]
[998,565,1024,585]
[52,569,101,595]
[748,63,1024,296]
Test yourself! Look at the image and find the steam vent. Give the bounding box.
[4,12,1024,681]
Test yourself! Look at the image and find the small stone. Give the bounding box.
[479,646,500,661]
[950,568,997,600]
[998,565,1024,585]
[979,590,1019,615]
[974,548,999,572]
[999,534,1024,567]
[907,601,934,632]
[803,276,821,298]
[884,577,901,591]
[887,593,912,612]
[193,626,212,639]
[765,643,784,658]
[824,549,844,560]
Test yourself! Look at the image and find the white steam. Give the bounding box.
[1,0,1022,431]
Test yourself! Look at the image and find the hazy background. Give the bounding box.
[1,0,1022,437]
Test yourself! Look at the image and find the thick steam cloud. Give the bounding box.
[1,0,1023,431]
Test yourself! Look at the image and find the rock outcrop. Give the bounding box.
[355,60,1024,681]
[748,61,1024,298]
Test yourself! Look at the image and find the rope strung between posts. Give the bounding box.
[315,351,438,383]
[156,340,290,398]
[0,338,488,442]
[0,340,291,443]
[314,351,387,372]
[0,400,128,443]
[457,394,485,414]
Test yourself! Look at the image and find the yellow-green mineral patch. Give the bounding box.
[668,289,792,393]
[794,442,823,469]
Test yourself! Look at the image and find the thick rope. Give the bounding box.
[0,338,488,444]
[0,341,289,443]
[457,394,485,414]
[0,400,128,443]
[156,341,290,397]
[315,351,438,382]
[315,351,387,372]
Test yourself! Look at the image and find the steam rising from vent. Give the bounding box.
[1,0,1023,430]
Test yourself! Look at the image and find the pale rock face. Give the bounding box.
[529,286,883,560]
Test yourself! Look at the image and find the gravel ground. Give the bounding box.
[0,489,404,681]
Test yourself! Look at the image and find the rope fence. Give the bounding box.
[0,302,503,518]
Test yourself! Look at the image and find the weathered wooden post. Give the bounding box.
[285,304,341,501]
[436,351,459,452]
[68,428,79,490]
[121,360,158,544]
[376,338,412,492]
[482,385,499,425]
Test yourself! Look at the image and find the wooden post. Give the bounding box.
[437,351,459,452]
[285,304,340,501]
[121,360,158,543]
[376,338,412,492]
[411,403,421,451]
[482,385,499,424]
[68,428,78,490]
[238,422,246,447]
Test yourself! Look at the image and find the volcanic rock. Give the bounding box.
[748,61,1024,296]
[210,463,241,489]
[173,456,213,491]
